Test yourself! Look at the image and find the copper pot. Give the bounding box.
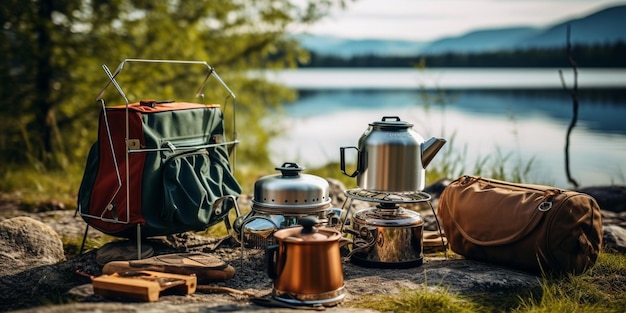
[266,216,346,306]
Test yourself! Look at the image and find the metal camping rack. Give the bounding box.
[77,59,241,258]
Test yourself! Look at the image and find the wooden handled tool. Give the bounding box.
[91,270,197,302]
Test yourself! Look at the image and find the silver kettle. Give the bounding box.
[340,116,446,192]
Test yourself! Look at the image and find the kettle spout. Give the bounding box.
[421,137,447,168]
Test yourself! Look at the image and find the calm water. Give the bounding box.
[265,68,626,188]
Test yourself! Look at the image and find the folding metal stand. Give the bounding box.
[76,59,241,259]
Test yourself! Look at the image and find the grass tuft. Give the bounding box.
[349,252,626,313]
[351,287,482,313]
[0,165,84,212]
[61,235,116,257]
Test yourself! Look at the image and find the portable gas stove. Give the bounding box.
[341,188,442,268]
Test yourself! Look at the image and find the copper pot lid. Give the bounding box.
[273,217,340,243]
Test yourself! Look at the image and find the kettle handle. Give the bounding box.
[340,146,360,177]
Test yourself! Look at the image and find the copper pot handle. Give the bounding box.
[265,244,279,279]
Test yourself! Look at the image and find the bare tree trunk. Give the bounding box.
[558,24,580,188]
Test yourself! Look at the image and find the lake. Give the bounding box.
[264,68,626,189]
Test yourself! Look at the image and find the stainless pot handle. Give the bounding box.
[340,146,360,177]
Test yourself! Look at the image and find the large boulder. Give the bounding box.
[0,216,65,276]
[603,225,626,253]
[577,185,626,213]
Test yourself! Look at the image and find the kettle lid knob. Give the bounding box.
[298,216,319,234]
[276,162,305,177]
[370,116,413,128]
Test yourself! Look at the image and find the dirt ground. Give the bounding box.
[2,206,540,312]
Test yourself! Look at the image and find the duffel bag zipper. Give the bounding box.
[459,175,562,212]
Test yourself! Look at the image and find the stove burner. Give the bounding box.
[340,188,447,268]
[378,202,400,210]
[344,188,431,204]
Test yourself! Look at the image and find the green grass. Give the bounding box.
[0,128,538,214]
[347,252,626,313]
[350,287,482,313]
[61,234,117,256]
[0,164,85,212]
[512,254,626,313]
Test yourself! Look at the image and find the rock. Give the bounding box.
[423,178,452,199]
[7,251,540,313]
[0,216,65,276]
[0,218,542,313]
[603,225,626,253]
[0,250,100,312]
[326,177,370,213]
[601,210,626,228]
[2,181,626,312]
[14,301,380,313]
[577,185,626,213]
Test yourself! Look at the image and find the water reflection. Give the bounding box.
[287,89,626,135]
[271,88,626,188]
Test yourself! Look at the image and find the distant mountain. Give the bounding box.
[516,5,626,49]
[420,27,539,54]
[297,4,626,57]
[296,35,427,57]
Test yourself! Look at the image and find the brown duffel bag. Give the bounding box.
[437,175,602,275]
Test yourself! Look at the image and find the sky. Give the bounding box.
[293,0,626,41]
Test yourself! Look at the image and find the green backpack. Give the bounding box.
[77,101,241,238]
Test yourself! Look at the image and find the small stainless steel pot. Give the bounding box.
[266,217,346,306]
[252,162,331,212]
[347,205,424,268]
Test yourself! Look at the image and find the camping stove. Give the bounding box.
[232,162,341,249]
[341,188,432,268]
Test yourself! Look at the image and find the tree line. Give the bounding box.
[298,41,626,68]
[0,0,345,171]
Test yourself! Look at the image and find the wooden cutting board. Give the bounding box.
[93,270,197,302]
